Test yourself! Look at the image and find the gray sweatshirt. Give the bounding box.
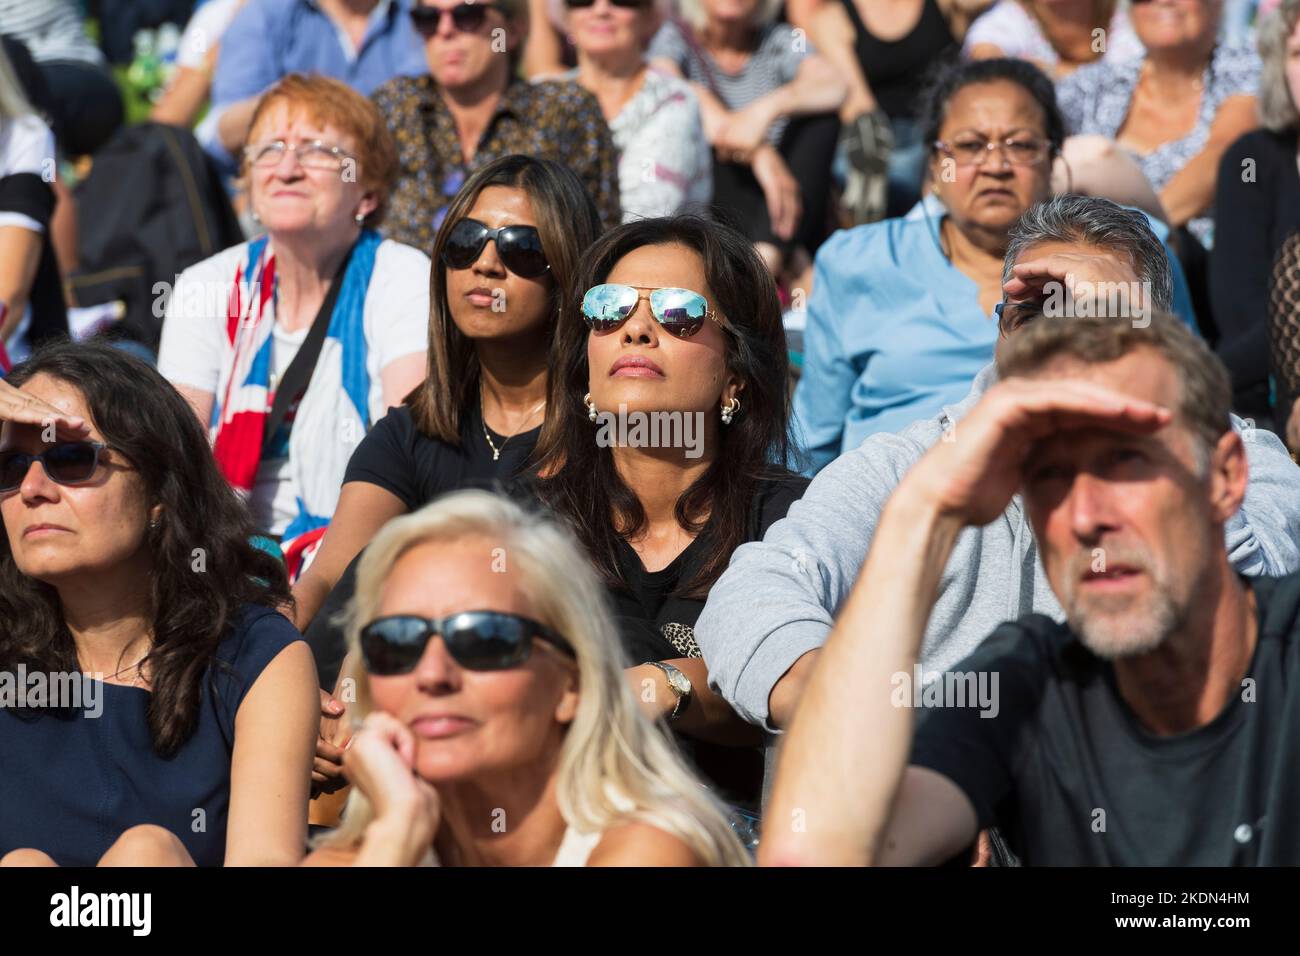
[697,363,1300,731]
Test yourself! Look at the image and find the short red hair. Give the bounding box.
[244,73,400,228]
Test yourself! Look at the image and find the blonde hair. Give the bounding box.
[322,490,752,867]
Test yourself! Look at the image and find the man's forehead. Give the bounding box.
[1025,348,1178,405]
[1014,238,1122,266]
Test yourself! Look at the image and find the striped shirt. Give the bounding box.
[0,0,102,65]
[648,20,808,146]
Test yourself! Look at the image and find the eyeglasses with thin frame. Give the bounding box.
[0,441,125,493]
[932,135,1051,168]
[581,283,736,339]
[244,139,355,171]
[410,2,503,34]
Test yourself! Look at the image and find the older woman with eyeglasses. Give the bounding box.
[157,73,430,579]
[792,57,1198,474]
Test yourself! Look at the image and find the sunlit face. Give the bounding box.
[246,102,375,237]
[1285,18,1300,115]
[567,0,657,59]
[415,0,518,91]
[0,374,153,586]
[366,536,579,783]
[586,243,739,431]
[930,81,1054,237]
[1130,0,1220,52]
[1020,349,1238,659]
[444,186,554,343]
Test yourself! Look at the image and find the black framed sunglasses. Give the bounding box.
[581,283,735,339]
[0,441,113,493]
[441,218,551,278]
[410,2,502,34]
[994,299,1045,336]
[359,610,575,675]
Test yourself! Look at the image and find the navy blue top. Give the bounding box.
[0,606,303,867]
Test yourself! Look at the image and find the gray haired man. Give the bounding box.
[696,196,1300,738]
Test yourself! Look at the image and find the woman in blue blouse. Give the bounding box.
[0,342,318,867]
[793,58,1061,473]
[793,57,1197,473]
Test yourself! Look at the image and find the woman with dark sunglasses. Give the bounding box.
[303,489,750,866]
[292,156,601,796]
[373,0,620,250]
[522,215,807,815]
[0,341,318,867]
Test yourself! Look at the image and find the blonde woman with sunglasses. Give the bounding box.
[304,489,750,866]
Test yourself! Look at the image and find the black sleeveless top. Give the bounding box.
[840,0,957,121]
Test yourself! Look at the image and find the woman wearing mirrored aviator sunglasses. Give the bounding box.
[303,490,750,866]
[523,215,808,815]
[0,341,318,868]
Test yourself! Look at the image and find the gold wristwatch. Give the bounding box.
[645,660,692,721]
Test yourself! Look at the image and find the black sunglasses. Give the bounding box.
[442,218,551,278]
[410,2,502,33]
[0,441,112,493]
[360,610,575,675]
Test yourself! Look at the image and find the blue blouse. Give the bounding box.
[0,606,303,867]
[792,197,1198,474]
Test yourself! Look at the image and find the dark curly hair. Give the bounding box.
[529,215,795,599]
[0,341,293,757]
[917,56,1067,175]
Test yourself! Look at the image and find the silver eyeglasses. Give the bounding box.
[244,139,354,171]
[932,136,1050,168]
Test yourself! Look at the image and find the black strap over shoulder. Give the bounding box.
[261,244,355,456]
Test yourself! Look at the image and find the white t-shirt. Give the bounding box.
[157,237,431,534]
[963,1,1145,69]
[0,114,56,364]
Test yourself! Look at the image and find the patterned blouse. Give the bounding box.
[1056,41,1261,248]
[372,74,621,250]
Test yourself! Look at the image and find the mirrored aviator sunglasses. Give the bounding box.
[0,441,107,493]
[441,218,551,278]
[359,611,575,675]
[581,283,717,338]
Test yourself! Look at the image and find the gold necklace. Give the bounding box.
[480,387,544,462]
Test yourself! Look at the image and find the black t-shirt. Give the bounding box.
[910,572,1300,866]
[597,471,809,809]
[608,472,810,665]
[343,402,539,512]
[305,402,540,689]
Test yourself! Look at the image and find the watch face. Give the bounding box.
[667,670,691,696]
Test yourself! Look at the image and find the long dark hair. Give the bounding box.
[530,215,793,599]
[404,154,603,445]
[0,341,292,757]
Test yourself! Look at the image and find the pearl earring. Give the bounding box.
[721,397,740,425]
[584,393,598,423]
[354,212,365,224]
